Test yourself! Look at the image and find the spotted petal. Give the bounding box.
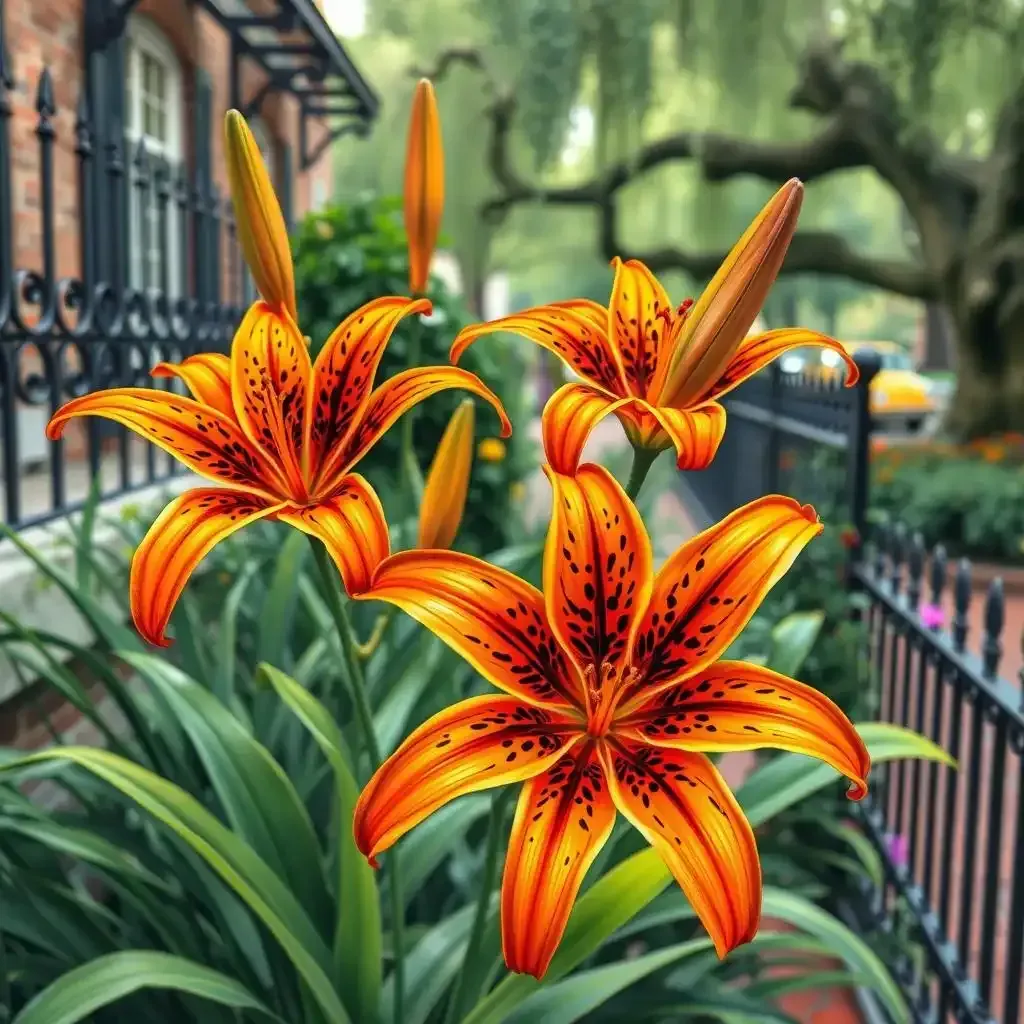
[276,474,389,597]
[618,660,869,800]
[361,550,586,710]
[353,695,580,866]
[319,366,511,490]
[600,739,761,957]
[451,301,627,395]
[46,388,287,499]
[131,488,283,647]
[623,496,822,707]
[502,743,616,978]
[541,382,629,475]
[617,400,727,470]
[230,301,312,497]
[308,296,431,479]
[151,353,234,417]
[543,465,653,720]
[702,329,860,403]
[608,258,674,397]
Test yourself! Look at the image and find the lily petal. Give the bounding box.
[361,550,586,710]
[46,388,287,499]
[543,465,653,720]
[354,695,580,866]
[276,474,389,597]
[608,258,674,397]
[502,743,616,978]
[541,382,629,475]
[231,301,312,497]
[322,366,511,490]
[224,110,297,320]
[600,740,761,957]
[618,660,869,800]
[451,301,627,395]
[617,399,727,470]
[656,180,803,409]
[404,79,444,295]
[624,496,822,707]
[151,353,234,417]
[702,328,860,403]
[130,488,283,647]
[309,296,432,483]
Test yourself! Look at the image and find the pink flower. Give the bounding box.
[886,832,909,869]
[919,602,943,630]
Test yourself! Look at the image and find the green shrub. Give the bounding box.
[292,194,535,556]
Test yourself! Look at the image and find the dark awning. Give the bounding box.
[104,0,378,168]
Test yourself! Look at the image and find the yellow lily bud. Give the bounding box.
[418,399,475,549]
[404,79,444,296]
[224,109,297,321]
[657,179,803,409]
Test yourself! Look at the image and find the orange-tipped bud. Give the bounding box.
[224,109,297,321]
[403,79,444,296]
[418,399,474,549]
[657,179,803,408]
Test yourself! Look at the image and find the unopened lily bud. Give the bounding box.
[224,109,297,321]
[657,179,803,409]
[418,400,474,550]
[403,79,444,296]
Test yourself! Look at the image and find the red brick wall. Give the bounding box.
[4,0,334,300]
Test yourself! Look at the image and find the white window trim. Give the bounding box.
[124,15,185,304]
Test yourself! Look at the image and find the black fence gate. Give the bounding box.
[684,356,1024,1024]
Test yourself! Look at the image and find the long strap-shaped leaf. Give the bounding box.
[0,748,350,1024]
[11,950,284,1024]
[261,664,383,1024]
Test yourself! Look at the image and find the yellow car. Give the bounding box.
[788,340,939,437]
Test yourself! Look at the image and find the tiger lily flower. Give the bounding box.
[404,78,444,295]
[451,179,860,474]
[352,463,869,978]
[45,110,510,648]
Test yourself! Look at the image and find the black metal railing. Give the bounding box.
[0,0,255,530]
[685,352,1024,1024]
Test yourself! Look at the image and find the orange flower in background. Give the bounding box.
[418,399,475,550]
[45,110,510,647]
[352,464,869,978]
[451,180,859,474]
[404,78,444,295]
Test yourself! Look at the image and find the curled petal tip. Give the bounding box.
[800,502,819,524]
[847,780,869,801]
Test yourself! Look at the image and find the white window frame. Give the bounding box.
[124,15,185,302]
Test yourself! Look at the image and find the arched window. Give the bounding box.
[124,16,184,299]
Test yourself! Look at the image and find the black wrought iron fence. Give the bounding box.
[685,352,1024,1024]
[0,9,253,530]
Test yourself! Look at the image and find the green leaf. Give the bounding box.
[401,795,491,904]
[760,889,908,1024]
[0,748,350,1024]
[464,722,951,1024]
[259,531,308,667]
[126,654,332,934]
[11,950,282,1024]
[502,937,715,1023]
[767,611,824,678]
[260,664,382,1024]
[373,636,445,755]
[215,562,259,706]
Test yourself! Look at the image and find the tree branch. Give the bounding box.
[597,196,936,299]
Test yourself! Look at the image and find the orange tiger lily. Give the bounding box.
[45,111,510,648]
[451,179,860,474]
[352,464,869,978]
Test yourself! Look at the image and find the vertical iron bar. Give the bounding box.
[922,546,948,905]
[1004,721,1024,1024]
[0,20,19,527]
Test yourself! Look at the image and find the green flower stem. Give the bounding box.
[307,538,406,1024]
[625,446,661,501]
[445,788,512,1024]
[401,320,425,502]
